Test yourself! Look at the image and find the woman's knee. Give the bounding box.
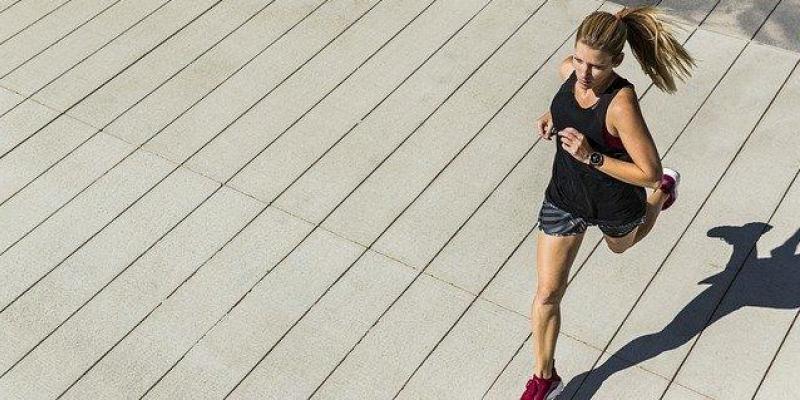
[605,235,633,254]
[534,285,566,306]
[606,240,628,254]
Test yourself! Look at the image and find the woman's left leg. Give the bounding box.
[604,186,668,253]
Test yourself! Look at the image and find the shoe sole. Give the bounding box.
[546,381,564,399]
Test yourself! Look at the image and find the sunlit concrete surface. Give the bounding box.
[0,0,798,399]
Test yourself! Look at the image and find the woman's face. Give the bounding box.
[572,40,621,90]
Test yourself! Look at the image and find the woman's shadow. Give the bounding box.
[562,222,800,399]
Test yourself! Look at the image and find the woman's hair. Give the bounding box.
[576,6,695,93]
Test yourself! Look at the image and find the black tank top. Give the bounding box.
[544,70,646,226]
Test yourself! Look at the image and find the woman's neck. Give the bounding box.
[579,71,617,97]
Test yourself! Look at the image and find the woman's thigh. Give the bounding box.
[536,231,585,295]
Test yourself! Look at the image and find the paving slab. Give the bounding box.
[184,0,444,183]
[0,0,68,43]
[0,2,444,368]
[632,27,741,150]
[754,310,800,399]
[674,215,799,399]
[3,0,220,194]
[419,133,551,296]
[66,0,275,128]
[272,0,544,225]
[228,0,493,203]
[12,5,476,394]
[0,109,97,200]
[655,0,721,26]
[394,298,529,399]
[0,186,261,400]
[105,0,323,146]
[1,3,418,374]
[0,0,120,77]
[661,383,715,400]
[58,206,314,399]
[0,1,21,11]
[230,271,463,400]
[664,91,800,396]
[304,275,473,399]
[570,351,677,399]
[7,0,217,104]
[600,50,800,389]
[0,95,61,156]
[753,0,800,53]
[0,85,22,114]
[0,0,331,274]
[0,0,168,92]
[0,150,173,304]
[316,0,597,246]
[0,131,133,253]
[0,167,217,375]
[143,236,388,399]
[141,0,382,162]
[702,0,781,41]
[624,0,797,54]
[370,0,598,271]
[0,0,376,334]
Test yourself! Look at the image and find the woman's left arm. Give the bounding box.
[559,87,663,189]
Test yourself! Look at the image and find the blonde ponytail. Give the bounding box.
[577,6,696,93]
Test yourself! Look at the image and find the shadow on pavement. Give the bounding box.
[563,222,800,399]
[610,0,800,52]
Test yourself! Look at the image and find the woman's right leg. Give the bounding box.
[532,230,585,378]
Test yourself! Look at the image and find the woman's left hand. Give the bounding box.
[558,127,594,164]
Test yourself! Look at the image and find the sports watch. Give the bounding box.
[589,151,604,167]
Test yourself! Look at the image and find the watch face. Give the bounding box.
[591,153,602,165]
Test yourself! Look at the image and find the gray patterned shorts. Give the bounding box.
[537,199,646,238]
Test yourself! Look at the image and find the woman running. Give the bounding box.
[520,6,695,400]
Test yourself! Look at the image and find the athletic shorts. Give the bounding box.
[537,199,646,238]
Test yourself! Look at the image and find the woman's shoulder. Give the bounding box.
[606,85,644,132]
[608,84,638,112]
[558,55,575,81]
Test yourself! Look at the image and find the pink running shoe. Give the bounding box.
[520,365,563,400]
[660,167,680,211]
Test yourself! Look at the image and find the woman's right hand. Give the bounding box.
[535,111,554,140]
